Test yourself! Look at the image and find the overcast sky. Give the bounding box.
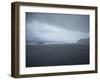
[26,12,89,44]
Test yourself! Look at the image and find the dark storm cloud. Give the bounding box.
[26,12,89,33]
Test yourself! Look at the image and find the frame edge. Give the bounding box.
[11,2,20,78]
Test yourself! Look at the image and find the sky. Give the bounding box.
[26,12,89,44]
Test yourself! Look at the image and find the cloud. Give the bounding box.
[26,20,88,43]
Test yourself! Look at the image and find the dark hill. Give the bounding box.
[77,38,89,44]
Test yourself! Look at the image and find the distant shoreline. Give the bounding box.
[26,42,89,45]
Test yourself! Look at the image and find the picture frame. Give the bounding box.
[11,2,98,78]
